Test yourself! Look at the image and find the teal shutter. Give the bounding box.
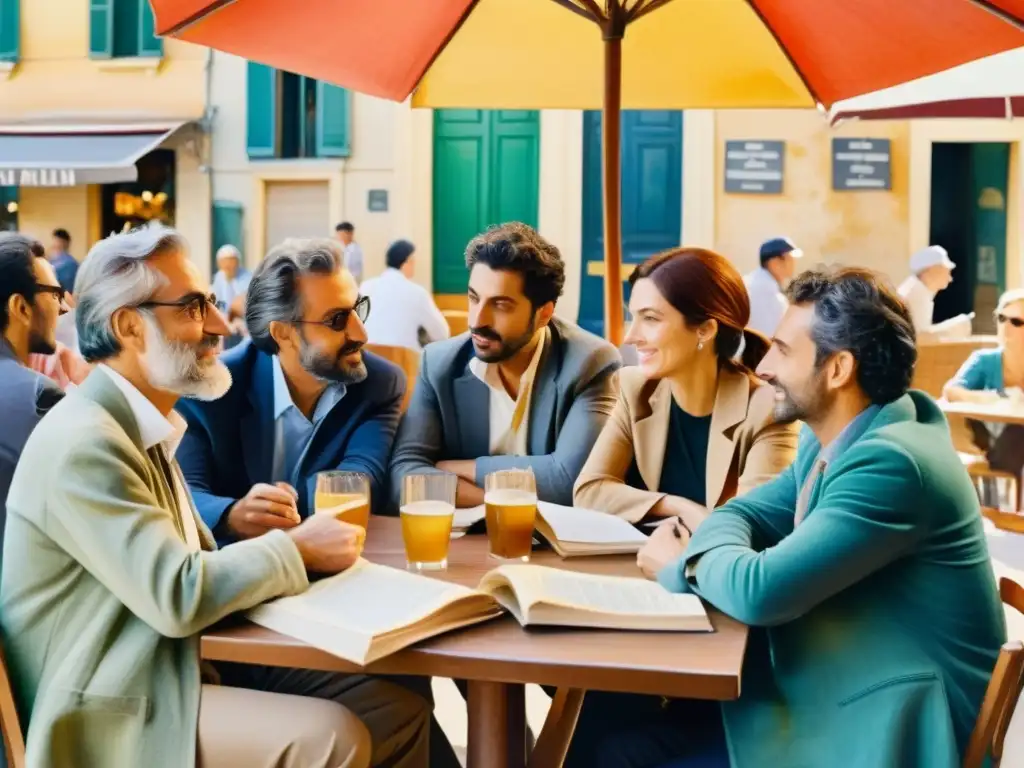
[89,0,114,58]
[137,0,163,57]
[246,61,278,158]
[315,81,351,158]
[0,0,19,63]
[211,201,244,271]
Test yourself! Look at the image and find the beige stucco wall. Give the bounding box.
[6,0,206,121]
[713,109,911,280]
[1,0,210,273]
[209,51,401,277]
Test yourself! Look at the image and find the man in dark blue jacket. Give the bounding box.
[176,237,404,545]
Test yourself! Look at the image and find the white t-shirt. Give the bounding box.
[744,268,787,338]
[360,269,451,351]
[897,275,935,333]
[468,328,549,456]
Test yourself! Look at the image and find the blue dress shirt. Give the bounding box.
[271,355,347,485]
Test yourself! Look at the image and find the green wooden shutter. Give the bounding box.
[246,61,278,158]
[89,0,114,58]
[0,0,19,63]
[315,80,351,158]
[211,200,244,271]
[137,0,163,57]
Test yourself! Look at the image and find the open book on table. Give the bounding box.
[247,559,711,665]
[454,501,648,557]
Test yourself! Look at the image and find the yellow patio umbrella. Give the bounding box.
[154,0,1024,344]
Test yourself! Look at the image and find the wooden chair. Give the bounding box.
[0,641,26,768]
[962,454,1020,513]
[964,577,1024,767]
[364,344,420,413]
[526,688,585,768]
[912,337,998,399]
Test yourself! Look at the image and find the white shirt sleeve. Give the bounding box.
[417,287,451,343]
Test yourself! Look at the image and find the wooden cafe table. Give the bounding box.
[938,398,1024,427]
[202,517,748,768]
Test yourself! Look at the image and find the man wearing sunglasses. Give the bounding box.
[0,233,69,546]
[176,237,399,542]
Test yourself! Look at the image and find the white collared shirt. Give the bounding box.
[360,268,451,351]
[897,275,935,333]
[469,328,548,456]
[744,268,788,338]
[99,364,201,551]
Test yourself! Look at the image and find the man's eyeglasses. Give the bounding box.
[294,295,371,332]
[138,292,218,323]
[34,284,66,303]
[997,313,1024,328]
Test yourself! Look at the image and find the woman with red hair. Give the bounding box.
[567,247,799,767]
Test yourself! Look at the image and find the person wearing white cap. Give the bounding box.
[897,245,970,339]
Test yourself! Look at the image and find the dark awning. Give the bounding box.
[0,122,190,186]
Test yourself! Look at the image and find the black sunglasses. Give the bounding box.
[35,284,66,302]
[294,295,371,333]
[138,292,218,323]
[997,313,1024,328]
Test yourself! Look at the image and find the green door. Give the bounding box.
[579,111,683,336]
[432,110,540,294]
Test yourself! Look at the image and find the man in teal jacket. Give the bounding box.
[575,267,1006,768]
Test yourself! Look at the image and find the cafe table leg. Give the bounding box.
[467,680,526,768]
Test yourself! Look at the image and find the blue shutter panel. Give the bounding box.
[138,0,163,57]
[315,81,351,158]
[0,0,19,63]
[89,0,114,58]
[211,200,244,272]
[246,61,278,158]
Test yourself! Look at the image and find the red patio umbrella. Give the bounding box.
[151,0,1024,344]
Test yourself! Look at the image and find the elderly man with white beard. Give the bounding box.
[0,225,429,768]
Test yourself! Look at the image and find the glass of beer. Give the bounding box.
[400,472,457,571]
[484,469,537,562]
[314,471,371,530]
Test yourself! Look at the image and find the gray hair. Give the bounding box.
[76,224,184,362]
[246,238,343,354]
[216,244,241,262]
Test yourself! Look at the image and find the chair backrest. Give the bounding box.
[913,337,998,398]
[964,577,1024,768]
[365,343,420,413]
[0,641,26,768]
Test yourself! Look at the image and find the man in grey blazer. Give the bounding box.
[389,223,621,508]
[0,234,68,543]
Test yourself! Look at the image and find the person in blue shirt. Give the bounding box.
[176,238,404,543]
[944,288,1024,506]
[47,227,78,293]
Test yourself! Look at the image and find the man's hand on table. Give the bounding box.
[637,519,689,580]
[226,482,301,539]
[288,514,365,573]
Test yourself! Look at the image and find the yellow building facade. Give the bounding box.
[0,0,212,277]
[388,105,1023,334]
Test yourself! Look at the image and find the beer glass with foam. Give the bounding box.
[484,468,537,562]
[400,472,457,571]
[314,471,371,530]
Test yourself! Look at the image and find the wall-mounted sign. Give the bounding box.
[0,169,77,187]
[832,138,891,191]
[724,140,784,194]
[367,189,389,212]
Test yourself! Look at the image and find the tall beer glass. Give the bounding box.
[400,472,457,571]
[314,471,371,530]
[484,468,537,562]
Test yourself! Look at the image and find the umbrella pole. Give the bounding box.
[601,25,624,346]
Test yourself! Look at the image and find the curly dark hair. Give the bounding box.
[464,222,565,308]
[786,266,916,405]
